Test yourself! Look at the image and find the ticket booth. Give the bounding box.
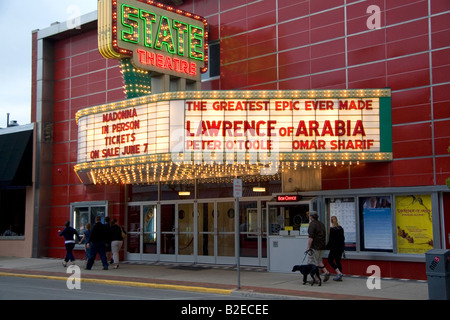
[267,195,317,272]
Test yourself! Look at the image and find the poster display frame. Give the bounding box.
[319,192,439,257]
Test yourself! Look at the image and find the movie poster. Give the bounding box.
[360,196,393,251]
[395,195,433,254]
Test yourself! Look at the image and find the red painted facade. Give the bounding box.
[32,0,450,279]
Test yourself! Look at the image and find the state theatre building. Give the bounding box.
[30,0,450,280]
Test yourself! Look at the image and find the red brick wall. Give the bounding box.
[49,29,127,257]
[46,0,450,272]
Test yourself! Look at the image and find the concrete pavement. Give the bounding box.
[0,256,429,300]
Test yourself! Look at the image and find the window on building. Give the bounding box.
[202,41,220,81]
[161,183,195,201]
[0,189,26,238]
[129,184,158,202]
[71,202,108,237]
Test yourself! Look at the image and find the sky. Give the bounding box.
[0,1,98,128]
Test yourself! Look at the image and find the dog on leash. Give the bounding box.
[292,264,322,286]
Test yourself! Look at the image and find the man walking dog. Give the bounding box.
[306,211,331,281]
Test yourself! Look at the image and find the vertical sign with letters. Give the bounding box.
[98,0,208,81]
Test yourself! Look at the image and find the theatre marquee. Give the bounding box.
[75,89,392,185]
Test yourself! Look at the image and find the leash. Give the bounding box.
[301,249,313,264]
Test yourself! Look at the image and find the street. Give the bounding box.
[0,275,303,319]
[0,276,287,300]
[0,276,228,300]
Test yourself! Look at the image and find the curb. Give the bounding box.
[231,289,312,300]
[0,267,427,300]
[0,271,233,296]
[0,270,386,300]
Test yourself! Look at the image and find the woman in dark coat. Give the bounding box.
[58,221,81,267]
[326,216,345,281]
[110,219,126,269]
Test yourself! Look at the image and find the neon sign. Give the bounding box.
[277,195,300,202]
[98,0,208,81]
[136,49,198,76]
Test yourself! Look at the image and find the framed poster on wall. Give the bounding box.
[359,196,393,251]
[395,195,433,254]
[327,198,356,250]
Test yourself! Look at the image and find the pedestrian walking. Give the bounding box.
[306,211,331,281]
[58,221,81,267]
[104,216,113,264]
[326,216,345,281]
[110,219,126,269]
[79,223,91,262]
[85,216,109,270]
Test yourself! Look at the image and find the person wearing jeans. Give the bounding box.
[58,221,80,267]
[86,216,109,270]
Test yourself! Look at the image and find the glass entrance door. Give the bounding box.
[126,204,158,261]
[197,200,265,265]
[160,202,195,262]
[216,201,235,264]
[197,201,236,264]
[238,200,267,266]
[160,204,176,260]
[126,205,140,258]
[177,203,195,262]
[143,205,157,254]
[127,199,268,266]
[127,203,194,262]
[197,202,215,263]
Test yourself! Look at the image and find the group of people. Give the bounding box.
[60,211,343,280]
[306,211,345,282]
[58,216,126,270]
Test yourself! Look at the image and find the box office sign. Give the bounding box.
[75,90,392,184]
[98,0,208,81]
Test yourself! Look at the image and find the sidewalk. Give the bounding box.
[0,256,429,300]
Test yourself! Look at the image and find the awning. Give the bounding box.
[0,125,33,188]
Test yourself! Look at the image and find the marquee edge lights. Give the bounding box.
[74,151,393,185]
[75,89,391,123]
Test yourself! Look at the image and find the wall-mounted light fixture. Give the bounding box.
[253,187,266,192]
